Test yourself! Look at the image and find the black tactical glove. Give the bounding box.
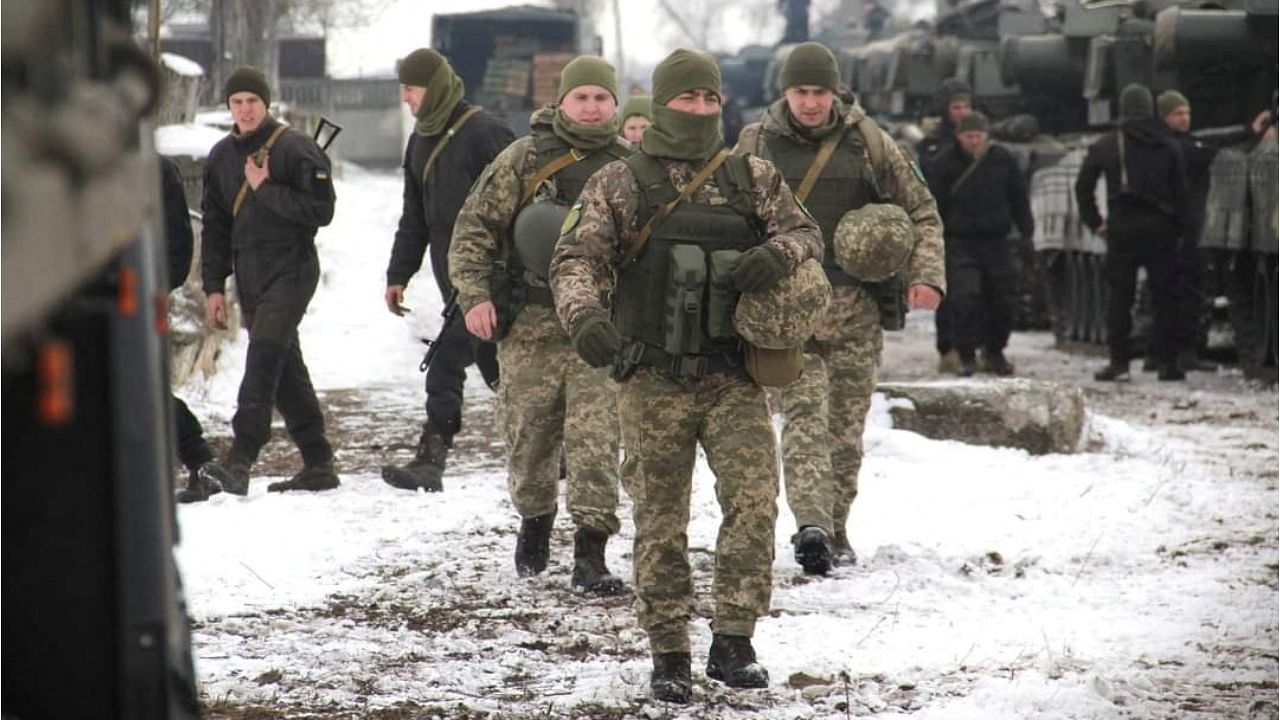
[571,313,621,368]
[732,244,789,293]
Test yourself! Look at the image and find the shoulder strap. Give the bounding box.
[949,149,988,197]
[856,115,886,174]
[1117,130,1128,191]
[232,124,290,218]
[717,154,758,220]
[794,125,847,203]
[623,150,731,265]
[519,149,585,208]
[736,124,765,157]
[421,105,484,186]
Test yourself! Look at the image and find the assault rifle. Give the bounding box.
[419,288,461,371]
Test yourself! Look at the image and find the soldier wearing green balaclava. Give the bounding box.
[380,49,515,493]
[549,48,823,704]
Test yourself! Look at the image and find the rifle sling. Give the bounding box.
[624,149,731,265]
[793,123,846,204]
[519,149,586,208]
[421,105,484,186]
[949,148,988,198]
[232,124,290,218]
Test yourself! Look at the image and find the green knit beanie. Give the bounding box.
[779,42,840,92]
[621,94,653,120]
[1119,83,1154,120]
[558,56,619,101]
[652,49,721,105]
[224,66,271,107]
[1156,89,1189,119]
[398,48,446,87]
[957,111,989,134]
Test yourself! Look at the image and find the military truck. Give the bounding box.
[2,1,200,717]
[431,5,599,136]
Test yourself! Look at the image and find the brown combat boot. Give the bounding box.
[199,454,251,496]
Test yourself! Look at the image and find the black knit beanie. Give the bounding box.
[398,48,446,88]
[779,42,840,92]
[224,66,271,107]
[1119,83,1154,120]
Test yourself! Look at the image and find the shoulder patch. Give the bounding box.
[314,169,330,182]
[561,201,583,236]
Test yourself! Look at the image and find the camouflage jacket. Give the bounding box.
[549,151,823,335]
[735,97,946,294]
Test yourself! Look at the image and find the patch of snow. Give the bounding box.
[155,123,225,160]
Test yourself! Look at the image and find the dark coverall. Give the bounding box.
[162,156,214,473]
[927,142,1034,358]
[1075,118,1190,368]
[201,116,336,467]
[385,101,514,443]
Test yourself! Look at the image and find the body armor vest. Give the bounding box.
[761,126,878,286]
[531,130,630,204]
[613,154,764,378]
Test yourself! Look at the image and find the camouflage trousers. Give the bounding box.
[780,285,882,535]
[618,366,779,655]
[496,304,620,534]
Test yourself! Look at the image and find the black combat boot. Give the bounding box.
[1094,363,1131,382]
[832,530,857,567]
[983,350,1015,376]
[176,462,223,504]
[1157,364,1186,382]
[199,454,251,496]
[956,349,977,377]
[706,634,769,688]
[792,526,833,576]
[650,652,692,704]
[381,425,447,492]
[268,461,340,492]
[514,513,555,577]
[571,527,627,595]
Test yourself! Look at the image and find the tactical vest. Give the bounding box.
[761,125,878,286]
[510,129,631,306]
[613,153,764,380]
[531,129,631,204]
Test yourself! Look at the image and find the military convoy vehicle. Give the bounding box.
[2,1,201,717]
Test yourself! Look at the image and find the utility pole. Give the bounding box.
[148,0,161,60]
[611,0,625,83]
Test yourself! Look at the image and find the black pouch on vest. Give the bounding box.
[707,249,743,340]
[664,245,706,356]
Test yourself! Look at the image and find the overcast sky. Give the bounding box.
[326,0,788,84]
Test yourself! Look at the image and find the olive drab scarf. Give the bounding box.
[640,104,723,161]
[552,108,620,151]
[414,62,465,136]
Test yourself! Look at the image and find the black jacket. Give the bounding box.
[386,101,515,295]
[161,156,194,291]
[928,142,1034,241]
[1170,129,1218,239]
[201,116,336,295]
[917,119,957,179]
[1074,118,1190,238]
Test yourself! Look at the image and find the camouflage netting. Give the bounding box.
[734,258,831,348]
[834,203,914,281]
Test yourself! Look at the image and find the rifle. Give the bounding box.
[419,288,462,372]
[313,117,343,153]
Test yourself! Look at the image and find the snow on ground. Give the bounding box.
[177,168,1278,719]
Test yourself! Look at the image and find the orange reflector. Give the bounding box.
[154,292,169,335]
[37,340,74,426]
[118,266,138,316]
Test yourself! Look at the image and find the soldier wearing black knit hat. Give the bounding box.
[1076,84,1191,382]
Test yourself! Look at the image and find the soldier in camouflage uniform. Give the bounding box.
[449,57,631,595]
[735,43,945,573]
[549,49,822,703]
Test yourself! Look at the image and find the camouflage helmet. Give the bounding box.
[834,204,914,282]
[734,258,831,349]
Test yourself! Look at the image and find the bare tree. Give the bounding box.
[654,0,784,53]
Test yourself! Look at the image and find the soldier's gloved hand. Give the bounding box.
[732,244,789,293]
[571,313,621,368]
